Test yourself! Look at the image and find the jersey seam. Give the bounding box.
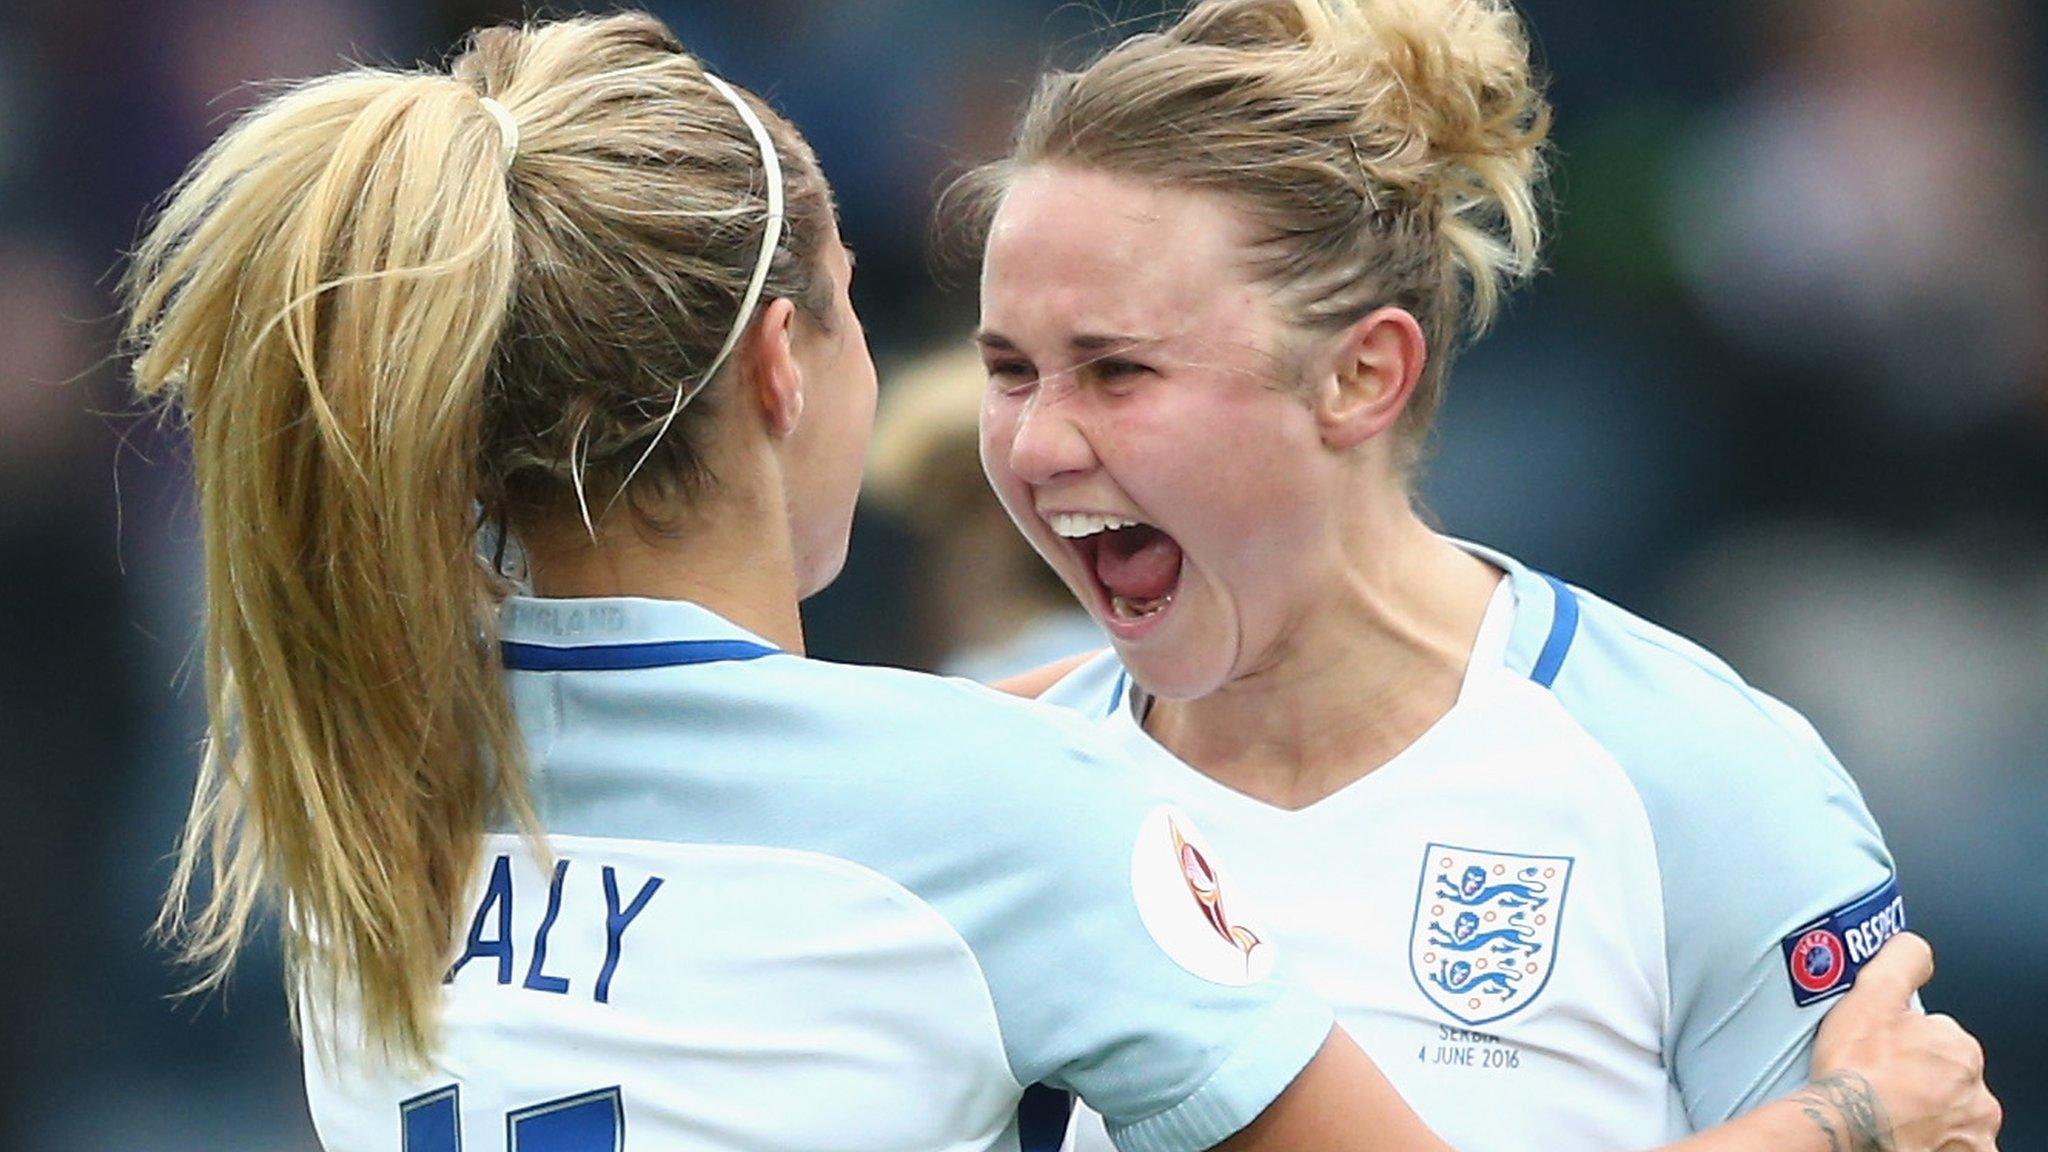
[1534,684,1678,1074]
[535,669,564,823]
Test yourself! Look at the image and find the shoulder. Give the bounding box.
[542,652,1154,848]
[1536,580,1892,955]
[778,655,1137,780]
[776,659,1168,859]
[1544,584,1856,805]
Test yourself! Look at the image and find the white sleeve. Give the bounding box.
[944,735,1331,1152]
[1552,633,1902,1124]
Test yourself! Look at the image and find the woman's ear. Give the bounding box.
[745,298,804,437]
[1313,306,1427,450]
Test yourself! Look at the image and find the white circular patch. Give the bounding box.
[1130,805,1275,986]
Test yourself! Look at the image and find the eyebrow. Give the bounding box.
[974,330,1159,354]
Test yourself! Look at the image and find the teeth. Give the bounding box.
[1047,512,1144,539]
[1111,593,1173,620]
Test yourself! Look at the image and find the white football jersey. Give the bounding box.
[304,596,1331,1152]
[1057,545,1902,1152]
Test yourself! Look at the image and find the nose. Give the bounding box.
[1003,383,1096,486]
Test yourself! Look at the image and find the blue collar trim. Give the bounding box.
[1528,573,1580,689]
[1109,670,1132,718]
[501,638,780,672]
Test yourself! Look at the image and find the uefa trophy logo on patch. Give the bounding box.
[1409,843,1573,1026]
[1131,806,1275,986]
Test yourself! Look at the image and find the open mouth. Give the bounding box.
[1044,512,1186,626]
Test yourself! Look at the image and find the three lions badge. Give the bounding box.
[1409,844,1573,1026]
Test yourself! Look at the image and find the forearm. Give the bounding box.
[1650,1075,1892,1152]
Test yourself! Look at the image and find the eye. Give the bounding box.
[985,359,1037,394]
[1093,358,1155,389]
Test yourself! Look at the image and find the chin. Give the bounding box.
[1112,636,1235,704]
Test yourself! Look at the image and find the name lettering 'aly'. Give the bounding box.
[445,855,664,1004]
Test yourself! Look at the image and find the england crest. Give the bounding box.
[1408,843,1573,1026]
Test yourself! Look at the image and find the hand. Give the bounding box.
[1803,932,2000,1152]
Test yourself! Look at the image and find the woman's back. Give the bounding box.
[305,595,1331,1151]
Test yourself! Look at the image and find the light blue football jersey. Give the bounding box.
[303,596,1331,1152]
[1058,544,1903,1152]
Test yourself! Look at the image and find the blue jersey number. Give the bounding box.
[402,1084,624,1151]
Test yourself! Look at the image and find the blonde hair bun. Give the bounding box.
[1179,0,1549,321]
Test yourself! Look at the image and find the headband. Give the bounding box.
[681,74,787,416]
[598,72,788,528]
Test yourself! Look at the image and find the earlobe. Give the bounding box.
[1317,307,1427,451]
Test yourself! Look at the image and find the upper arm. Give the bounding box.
[1659,739,1899,1124]
[992,650,1103,698]
[1598,683,1898,1123]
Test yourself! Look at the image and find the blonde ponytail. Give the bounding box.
[960,0,1551,463]
[125,12,837,1064]
[127,68,525,1061]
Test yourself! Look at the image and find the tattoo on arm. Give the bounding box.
[1797,1095,1845,1152]
[1790,1072,1896,1152]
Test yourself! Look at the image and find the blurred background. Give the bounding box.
[1,0,2043,1147]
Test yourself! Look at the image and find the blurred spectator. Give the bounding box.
[3,3,396,1150]
[1419,295,1720,608]
[0,238,100,505]
[161,0,407,125]
[1667,0,2048,523]
[864,340,1099,678]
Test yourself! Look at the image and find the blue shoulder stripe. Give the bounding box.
[1529,573,1581,689]
[501,638,780,672]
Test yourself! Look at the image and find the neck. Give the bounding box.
[517,477,807,655]
[1145,511,1501,810]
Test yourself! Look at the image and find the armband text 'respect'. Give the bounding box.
[1779,876,1906,1008]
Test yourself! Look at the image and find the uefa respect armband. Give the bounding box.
[1779,875,1907,1007]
